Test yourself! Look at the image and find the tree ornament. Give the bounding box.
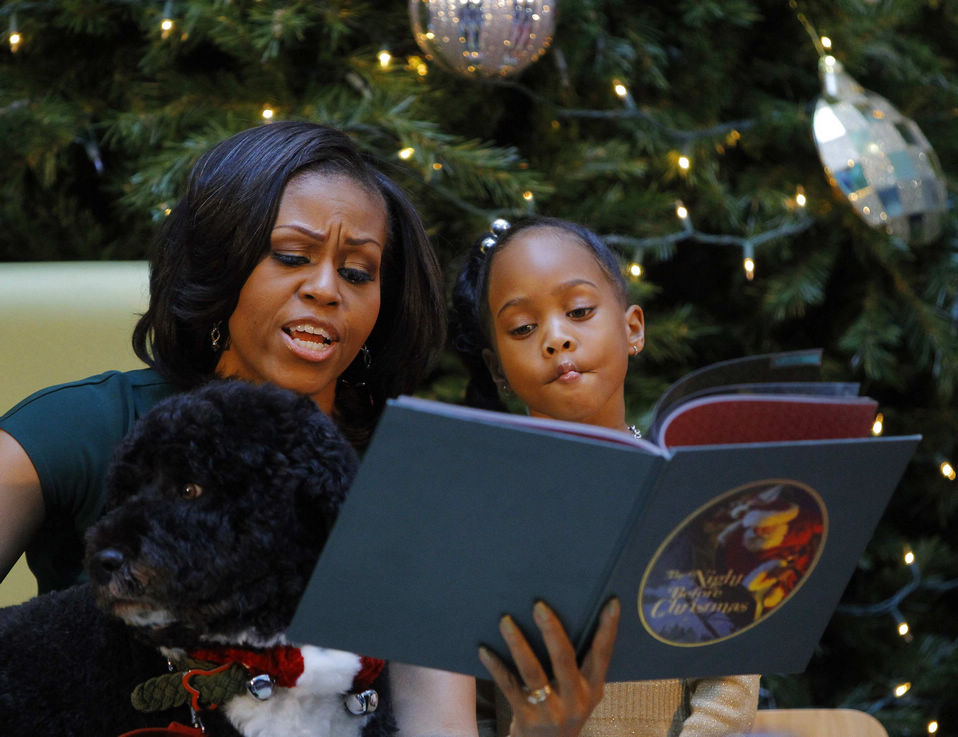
[811,55,948,245]
[409,0,556,78]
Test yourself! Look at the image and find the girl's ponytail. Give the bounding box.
[449,235,507,411]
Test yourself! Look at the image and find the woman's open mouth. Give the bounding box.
[283,323,338,359]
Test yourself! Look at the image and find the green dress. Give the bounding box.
[0,368,175,593]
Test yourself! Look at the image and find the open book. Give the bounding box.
[288,350,919,681]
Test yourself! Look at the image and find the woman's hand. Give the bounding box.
[478,598,619,737]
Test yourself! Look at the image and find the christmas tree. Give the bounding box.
[1,1,956,734]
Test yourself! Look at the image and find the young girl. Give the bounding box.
[451,215,760,737]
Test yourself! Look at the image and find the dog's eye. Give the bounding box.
[179,483,203,500]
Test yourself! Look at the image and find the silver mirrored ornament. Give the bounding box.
[409,0,556,78]
[812,55,948,245]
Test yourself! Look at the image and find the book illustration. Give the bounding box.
[640,479,827,646]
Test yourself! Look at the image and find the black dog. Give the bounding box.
[0,380,393,737]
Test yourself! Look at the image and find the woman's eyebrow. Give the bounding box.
[272,223,383,248]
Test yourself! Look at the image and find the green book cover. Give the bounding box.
[288,395,918,681]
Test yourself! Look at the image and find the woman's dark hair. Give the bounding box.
[449,215,627,411]
[133,121,445,448]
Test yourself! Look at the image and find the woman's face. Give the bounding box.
[216,171,387,414]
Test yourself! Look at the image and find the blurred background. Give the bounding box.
[0,1,955,734]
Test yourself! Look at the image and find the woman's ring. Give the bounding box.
[525,684,553,704]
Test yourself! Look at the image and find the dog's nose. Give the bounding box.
[90,548,127,582]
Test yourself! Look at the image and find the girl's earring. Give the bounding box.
[361,343,372,369]
[630,344,639,356]
[211,321,223,351]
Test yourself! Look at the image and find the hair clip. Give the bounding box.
[479,218,511,254]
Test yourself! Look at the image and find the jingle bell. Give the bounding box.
[344,688,380,715]
[247,674,275,700]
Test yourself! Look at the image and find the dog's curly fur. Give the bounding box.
[0,380,394,737]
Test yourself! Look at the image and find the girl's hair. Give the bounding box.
[449,215,627,410]
[132,121,445,448]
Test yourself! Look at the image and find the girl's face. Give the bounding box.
[216,171,387,414]
[483,227,644,430]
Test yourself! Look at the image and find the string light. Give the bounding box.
[261,105,274,121]
[928,721,939,734]
[398,147,415,160]
[407,56,429,76]
[939,460,956,481]
[378,50,392,68]
[904,548,915,566]
[795,186,807,208]
[8,12,21,52]
[894,682,911,698]
[897,620,910,637]
[871,412,884,436]
[743,243,755,281]
[675,202,689,220]
[522,190,534,202]
[820,35,832,50]
[677,155,691,172]
[432,162,443,171]
[160,0,175,39]
[611,79,636,110]
[628,262,642,278]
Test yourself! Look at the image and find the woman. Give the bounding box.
[0,122,443,594]
[0,122,616,737]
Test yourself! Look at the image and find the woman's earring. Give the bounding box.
[630,344,639,356]
[361,343,372,369]
[211,322,223,351]
[497,380,512,397]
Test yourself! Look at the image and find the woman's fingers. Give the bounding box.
[578,598,620,690]
[499,613,551,692]
[478,643,522,698]
[530,601,582,695]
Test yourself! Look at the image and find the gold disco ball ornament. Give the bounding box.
[812,55,948,245]
[409,0,556,78]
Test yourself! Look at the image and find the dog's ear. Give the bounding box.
[100,387,220,512]
[101,401,175,512]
